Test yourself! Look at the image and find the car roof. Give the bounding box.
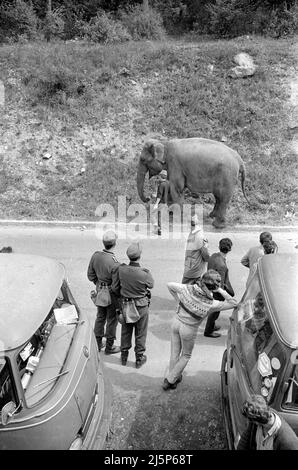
[258,253,298,349]
[0,254,65,351]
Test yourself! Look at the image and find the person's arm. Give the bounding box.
[241,250,250,268]
[210,287,238,312]
[167,282,186,302]
[144,270,154,289]
[224,269,234,297]
[87,255,98,284]
[237,423,255,450]
[111,265,121,296]
[201,245,210,262]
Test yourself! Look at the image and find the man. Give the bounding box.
[241,232,273,286]
[87,230,120,354]
[238,394,298,450]
[182,214,209,284]
[117,242,154,368]
[152,169,170,236]
[204,238,234,338]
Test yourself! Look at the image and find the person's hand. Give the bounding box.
[153,204,158,210]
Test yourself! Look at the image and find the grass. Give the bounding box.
[0,36,297,224]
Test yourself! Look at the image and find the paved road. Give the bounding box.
[1,225,298,449]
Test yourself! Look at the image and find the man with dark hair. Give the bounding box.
[87,230,121,354]
[241,232,273,286]
[204,238,234,338]
[117,242,154,369]
[238,394,298,450]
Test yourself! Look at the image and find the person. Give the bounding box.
[204,238,234,338]
[117,242,154,368]
[163,270,238,390]
[87,230,121,354]
[241,232,273,286]
[181,215,209,284]
[152,169,170,236]
[237,394,298,450]
[263,239,278,254]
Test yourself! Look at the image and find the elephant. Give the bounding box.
[137,137,250,228]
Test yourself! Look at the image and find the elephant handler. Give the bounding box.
[87,230,121,355]
[163,270,237,391]
[152,169,170,236]
[182,214,209,284]
[117,242,154,369]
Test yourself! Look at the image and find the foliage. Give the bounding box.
[264,3,298,37]
[41,6,65,41]
[119,3,166,39]
[77,10,131,43]
[0,0,38,42]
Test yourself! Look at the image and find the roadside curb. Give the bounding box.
[0,219,297,233]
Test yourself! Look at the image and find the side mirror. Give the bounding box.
[1,401,21,426]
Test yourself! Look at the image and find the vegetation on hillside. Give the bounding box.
[0,36,297,224]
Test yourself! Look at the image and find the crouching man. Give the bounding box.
[117,242,154,368]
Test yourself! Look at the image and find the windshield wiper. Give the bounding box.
[33,370,70,388]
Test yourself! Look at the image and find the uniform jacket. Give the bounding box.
[207,252,234,298]
[117,262,154,307]
[87,249,120,296]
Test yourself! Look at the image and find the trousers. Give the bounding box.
[166,316,199,384]
[94,296,118,344]
[204,291,224,335]
[120,306,149,357]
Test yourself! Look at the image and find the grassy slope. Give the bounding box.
[0,36,297,224]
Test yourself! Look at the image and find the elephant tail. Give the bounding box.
[239,163,251,205]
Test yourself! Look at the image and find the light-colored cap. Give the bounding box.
[160,170,167,177]
[126,242,142,260]
[102,230,117,243]
[191,214,200,225]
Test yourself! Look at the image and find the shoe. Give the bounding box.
[121,354,127,366]
[204,332,221,338]
[157,230,162,236]
[175,375,183,385]
[135,355,147,369]
[213,325,221,332]
[162,378,177,390]
[105,345,121,355]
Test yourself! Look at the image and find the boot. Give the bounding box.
[105,339,120,355]
[121,351,128,366]
[135,354,147,369]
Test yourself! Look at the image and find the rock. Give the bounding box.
[207,64,214,73]
[42,152,52,160]
[229,52,256,78]
[221,136,228,142]
[80,167,86,174]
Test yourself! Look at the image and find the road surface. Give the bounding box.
[1,225,297,449]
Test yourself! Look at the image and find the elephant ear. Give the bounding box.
[145,140,165,164]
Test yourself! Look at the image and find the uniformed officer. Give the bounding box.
[117,242,154,368]
[87,230,121,354]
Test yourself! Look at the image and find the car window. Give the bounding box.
[284,365,298,409]
[16,286,78,406]
[0,358,18,422]
[236,275,285,399]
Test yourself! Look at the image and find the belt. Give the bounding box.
[98,281,111,287]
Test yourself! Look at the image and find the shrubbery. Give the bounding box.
[119,4,166,40]
[77,11,131,44]
[0,0,38,42]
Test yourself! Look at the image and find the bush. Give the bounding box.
[78,11,131,44]
[206,0,250,37]
[264,4,298,37]
[0,0,38,42]
[41,7,65,41]
[119,4,166,40]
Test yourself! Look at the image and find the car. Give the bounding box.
[0,254,112,450]
[221,253,298,450]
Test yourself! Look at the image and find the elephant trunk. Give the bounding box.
[137,162,149,203]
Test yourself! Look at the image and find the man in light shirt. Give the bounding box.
[241,232,272,286]
[182,215,209,284]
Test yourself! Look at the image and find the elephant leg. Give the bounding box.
[212,193,232,229]
[169,179,184,204]
[209,196,220,219]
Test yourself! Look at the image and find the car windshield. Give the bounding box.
[237,272,285,399]
[0,358,18,423]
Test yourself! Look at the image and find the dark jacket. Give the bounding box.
[87,250,120,296]
[157,180,170,204]
[117,262,154,306]
[207,252,234,298]
[237,417,298,450]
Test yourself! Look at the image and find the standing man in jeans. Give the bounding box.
[152,170,170,236]
[117,242,154,368]
[182,214,209,284]
[204,238,235,338]
[87,230,121,355]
